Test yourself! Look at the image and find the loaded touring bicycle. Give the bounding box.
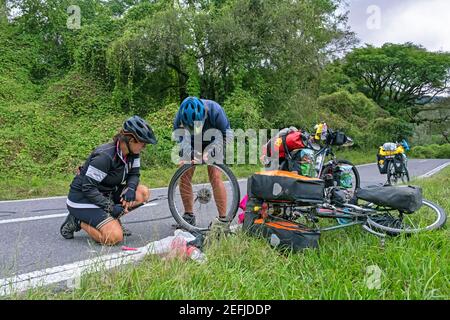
[243,128,447,251]
[164,127,446,251]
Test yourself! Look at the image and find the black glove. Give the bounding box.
[121,187,136,202]
[106,203,125,218]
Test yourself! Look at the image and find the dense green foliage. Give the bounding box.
[343,43,450,115]
[410,144,450,159]
[0,0,449,187]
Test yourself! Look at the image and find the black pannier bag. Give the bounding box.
[247,170,325,204]
[243,198,320,251]
[356,185,423,213]
[376,153,388,174]
[394,154,405,173]
[328,130,347,146]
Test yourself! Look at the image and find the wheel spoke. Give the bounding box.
[367,199,446,234]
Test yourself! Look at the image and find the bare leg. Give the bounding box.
[179,166,196,214]
[208,166,227,218]
[81,220,123,246]
[80,185,149,245]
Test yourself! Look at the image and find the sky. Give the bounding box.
[345,0,450,52]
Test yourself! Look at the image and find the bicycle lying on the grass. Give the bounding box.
[245,187,447,238]
[163,129,446,237]
[165,161,446,238]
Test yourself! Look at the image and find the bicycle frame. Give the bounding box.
[314,144,333,177]
[263,199,387,238]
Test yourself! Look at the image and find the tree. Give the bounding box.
[0,0,7,24]
[343,43,450,120]
[107,0,355,114]
[414,97,450,144]
[7,0,110,80]
[319,61,357,95]
[107,5,189,113]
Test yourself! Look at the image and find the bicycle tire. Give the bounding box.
[366,199,447,235]
[403,165,410,183]
[168,163,241,233]
[386,160,396,185]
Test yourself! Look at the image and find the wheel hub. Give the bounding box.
[197,188,212,204]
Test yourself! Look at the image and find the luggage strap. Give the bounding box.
[281,134,292,160]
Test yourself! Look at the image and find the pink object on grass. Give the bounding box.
[121,246,138,251]
[238,195,249,224]
[238,212,245,224]
[239,195,249,210]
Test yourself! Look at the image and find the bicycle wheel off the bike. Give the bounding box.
[168,163,240,233]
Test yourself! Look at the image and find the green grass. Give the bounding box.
[334,148,377,165]
[12,167,450,300]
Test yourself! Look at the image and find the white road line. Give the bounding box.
[0,188,170,204]
[0,213,69,225]
[0,235,172,297]
[418,162,450,179]
[0,224,240,297]
[0,203,159,225]
[355,162,377,168]
[0,196,67,203]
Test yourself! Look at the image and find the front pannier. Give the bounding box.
[247,170,325,204]
[356,185,423,213]
[394,154,405,173]
[377,152,388,174]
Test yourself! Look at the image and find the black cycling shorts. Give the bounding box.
[66,206,114,230]
[66,186,126,230]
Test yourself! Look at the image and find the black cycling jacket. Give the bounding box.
[68,142,140,210]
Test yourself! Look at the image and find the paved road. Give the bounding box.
[0,159,449,279]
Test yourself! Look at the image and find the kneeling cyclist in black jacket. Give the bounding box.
[60,116,157,245]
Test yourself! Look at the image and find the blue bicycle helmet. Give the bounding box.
[123,115,157,145]
[179,97,206,128]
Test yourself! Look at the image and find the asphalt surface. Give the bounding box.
[0,159,449,279]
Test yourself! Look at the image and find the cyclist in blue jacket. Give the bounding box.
[173,96,232,229]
